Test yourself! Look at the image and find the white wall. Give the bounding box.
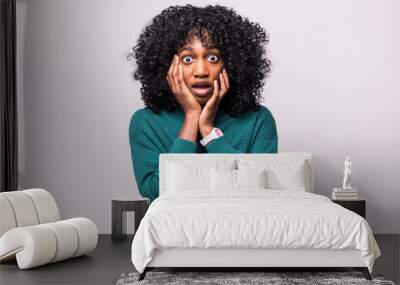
[16,0,400,234]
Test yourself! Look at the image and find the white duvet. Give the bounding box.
[131,190,381,273]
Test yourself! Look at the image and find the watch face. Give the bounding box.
[215,128,222,136]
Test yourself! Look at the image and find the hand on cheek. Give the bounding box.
[166,55,201,115]
[199,68,230,137]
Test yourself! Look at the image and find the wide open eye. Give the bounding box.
[207,54,219,63]
[182,56,194,64]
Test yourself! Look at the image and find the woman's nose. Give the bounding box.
[194,59,209,77]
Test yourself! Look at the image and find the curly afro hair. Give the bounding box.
[128,4,271,117]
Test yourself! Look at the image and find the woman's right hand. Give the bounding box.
[166,55,201,115]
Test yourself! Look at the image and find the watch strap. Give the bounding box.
[200,127,223,147]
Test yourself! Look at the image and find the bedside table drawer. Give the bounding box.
[332,199,366,218]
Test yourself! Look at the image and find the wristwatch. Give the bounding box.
[200,127,224,147]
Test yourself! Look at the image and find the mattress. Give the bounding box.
[131,189,381,273]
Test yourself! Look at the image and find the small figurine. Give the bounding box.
[342,156,352,190]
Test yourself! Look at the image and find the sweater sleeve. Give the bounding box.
[129,112,197,202]
[205,107,278,154]
[204,136,242,153]
[249,108,278,153]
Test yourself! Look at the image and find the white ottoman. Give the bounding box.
[0,189,98,269]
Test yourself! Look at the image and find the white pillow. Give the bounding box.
[211,168,268,191]
[237,159,308,191]
[166,160,235,192]
[211,168,236,190]
[237,169,268,189]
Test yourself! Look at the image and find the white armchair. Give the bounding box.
[0,188,98,269]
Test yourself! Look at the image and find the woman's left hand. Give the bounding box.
[199,68,230,137]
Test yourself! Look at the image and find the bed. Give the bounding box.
[130,153,381,281]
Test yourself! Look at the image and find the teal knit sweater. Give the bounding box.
[129,105,278,202]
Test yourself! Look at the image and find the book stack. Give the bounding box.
[332,188,358,200]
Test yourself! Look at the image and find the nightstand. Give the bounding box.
[111,196,150,242]
[332,198,366,218]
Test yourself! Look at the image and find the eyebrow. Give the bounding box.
[178,46,219,53]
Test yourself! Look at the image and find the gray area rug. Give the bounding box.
[116,271,396,285]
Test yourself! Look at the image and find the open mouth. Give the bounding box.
[191,82,212,96]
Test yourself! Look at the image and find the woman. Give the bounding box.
[128,4,278,202]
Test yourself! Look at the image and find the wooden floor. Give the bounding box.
[0,235,134,285]
[0,234,398,285]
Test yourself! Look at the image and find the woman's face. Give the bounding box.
[177,36,224,106]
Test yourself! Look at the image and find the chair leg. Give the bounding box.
[138,267,148,281]
[354,267,372,280]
